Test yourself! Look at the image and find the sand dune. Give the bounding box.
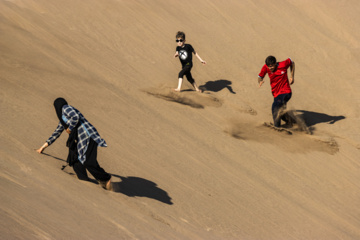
[1,0,360,239]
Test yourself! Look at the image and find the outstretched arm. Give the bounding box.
[258,76,264,87]
[36,123,64,153]
[258,65,267,88]
[289,61,295,84]
[195,52,206,65]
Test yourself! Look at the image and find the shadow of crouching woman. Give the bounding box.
[111,174,173,205]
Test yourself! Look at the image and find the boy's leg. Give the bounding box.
[280,93,293,125]
[185,68,202,92]
[272,100,282,127]
[174,78,183,92]
[191,82,202,93]
[272,93,292,127]
[175,66,188,92]
[176,64,202,92]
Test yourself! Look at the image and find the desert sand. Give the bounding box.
[1,0,360,239]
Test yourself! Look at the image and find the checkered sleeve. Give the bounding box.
[46,122,64,146]
[63,105,79,131]
[89,126,107,147]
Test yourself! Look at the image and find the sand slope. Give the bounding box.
[1,0,360,239]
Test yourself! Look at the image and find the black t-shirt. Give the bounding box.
[176,44,195,66]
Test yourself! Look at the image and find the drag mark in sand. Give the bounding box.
[0,172,27,188]
[2,209,52,240]
[143,87,222,109]
[108,219,139,240]
[225,119,339,155]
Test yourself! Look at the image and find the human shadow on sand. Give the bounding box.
[111,174,173,205]
[200,79,236,94]
[41,152,66,162]
[40,153,173,203]
[41,153,98,183]
[295,110,345,127]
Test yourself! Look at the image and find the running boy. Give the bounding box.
[174,31,206,92]
[258,56,295,127]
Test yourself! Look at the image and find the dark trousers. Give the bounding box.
[272,93,292,127]
[72,138,111,182]
[178,63,195,84]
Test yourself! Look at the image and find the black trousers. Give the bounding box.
[178,63,195,84]
[72,138,111,182]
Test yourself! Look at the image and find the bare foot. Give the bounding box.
[105,179,113,191]
[173,88,181,92]
[196,88,203,93]
[98,178,113,191]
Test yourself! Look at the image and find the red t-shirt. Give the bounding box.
[258,58,293,98]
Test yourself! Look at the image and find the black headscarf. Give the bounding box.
[54,98,69,128]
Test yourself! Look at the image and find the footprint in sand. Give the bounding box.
[238,104,257,115]
[143,87,222,109]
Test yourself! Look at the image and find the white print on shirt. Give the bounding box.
[179,50,188,60]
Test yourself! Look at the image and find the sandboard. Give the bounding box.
[263,122,293,135]
[283,110,312,134]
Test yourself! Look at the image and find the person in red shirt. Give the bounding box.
[258,56,295,127]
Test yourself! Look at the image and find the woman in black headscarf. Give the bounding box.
[36,98,112,191]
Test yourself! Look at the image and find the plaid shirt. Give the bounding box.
[46,105,107,164]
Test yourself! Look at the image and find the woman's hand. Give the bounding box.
[36,142,48,153]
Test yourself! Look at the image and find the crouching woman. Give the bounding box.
[36,98,112,190]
